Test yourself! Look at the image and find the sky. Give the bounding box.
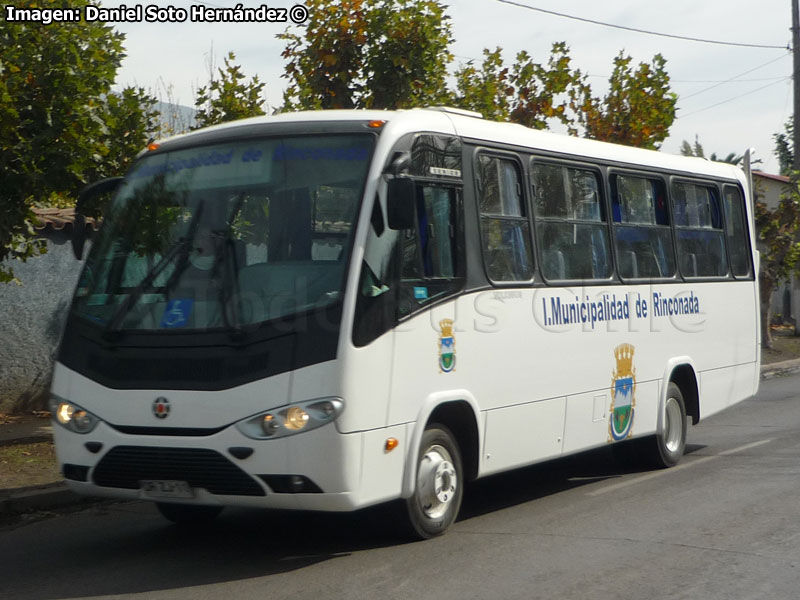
[112,0,793,173]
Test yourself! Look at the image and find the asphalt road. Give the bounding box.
[2,374,800,600]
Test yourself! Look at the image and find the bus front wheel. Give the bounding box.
[405,425,464,539]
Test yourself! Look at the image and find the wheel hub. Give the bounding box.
[664,396,683,453]
[417,445,458,519]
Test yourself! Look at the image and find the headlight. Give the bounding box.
[236,398,344,440]
[49,396,100,434]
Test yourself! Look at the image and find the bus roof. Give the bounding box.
[150,108,745,183]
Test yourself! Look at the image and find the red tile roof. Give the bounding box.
[753,170,791,184]
[32,207,100,232]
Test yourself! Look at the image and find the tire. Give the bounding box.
[646,382,687,468]
[156,502,223,525]
[405,425,464,539]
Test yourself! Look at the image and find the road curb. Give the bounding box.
[761,358,800,380]
[0,483,100,516]
[0,435,52,448]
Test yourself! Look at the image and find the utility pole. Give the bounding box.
[793,0,800,170]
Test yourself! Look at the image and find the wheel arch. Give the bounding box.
[661,358,700,427]
[400,390,482,498]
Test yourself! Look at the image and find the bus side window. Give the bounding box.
[531,162,611,281]
[723,185,752,278]
[672,181,728,278]
[398,184,463,318]
[476,154,533,282]
[611,175,676,280]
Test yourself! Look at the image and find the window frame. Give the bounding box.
[473,149,535,286]
[395,178,466,321]
[721,183,755,281]
[670,177,730,280]
[529,157,614,284]
[608,169,678,283]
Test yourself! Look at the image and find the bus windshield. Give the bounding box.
[72,134,374,333]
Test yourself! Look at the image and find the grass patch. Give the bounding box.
[762,327,800,365]
[0,441,61,490]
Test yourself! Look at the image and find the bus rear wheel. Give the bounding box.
[405,425,463,539]
[648,382,687,468]
[156,502,223,525]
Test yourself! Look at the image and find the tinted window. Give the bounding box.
[611,174,675,279]
[723,185,752,278]
[672,182,727,277]
[476,155,533,282]
[398,184,463,317]
[531,162,611,280]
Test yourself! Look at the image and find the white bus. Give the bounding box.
[51,108,759,538]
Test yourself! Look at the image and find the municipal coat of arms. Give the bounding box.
[438,319,456,373]
[609,343,636,441]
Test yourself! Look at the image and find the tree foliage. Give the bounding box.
[452,44,675,148]
[454,43,586,132]
[508,43,585,132]
[452,48,511,121]
[279,0,452,110]
[680,135,750,166]
[755,176,800,347]
[774,119,793,176]
[577,52,676,150]
[100,86,160,178]
[680,135,706,159]
[0,1,159,283]
[193,51,266,129]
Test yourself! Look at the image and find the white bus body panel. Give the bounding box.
[51,109,760,515]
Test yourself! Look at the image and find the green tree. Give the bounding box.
[0,1,159,283]
[454,44,586,131]
[279,0,452,110]
[680,136,753,166]
[508,42,585,133]
[453,44,674,148]
[193,51,266,129]
[755,176,800,348]
[680,135,706,158]
[1,0,123,282]
[452,47,511,121]
[578,52,676,150]
[98,86,160,180]
[774,119,793,176]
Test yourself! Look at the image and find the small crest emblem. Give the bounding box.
[153,397,171,420]
[609,344,636,441]
[438,319,456,373]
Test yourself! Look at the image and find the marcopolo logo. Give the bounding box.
[153,397,171,420]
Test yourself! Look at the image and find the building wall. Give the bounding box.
[0,232,85,413]
[755,175,789,210]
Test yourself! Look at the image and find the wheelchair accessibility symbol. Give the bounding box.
[160,299,194,328]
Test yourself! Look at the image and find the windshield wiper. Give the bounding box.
[103,204,204,340]
[212,194,246,340]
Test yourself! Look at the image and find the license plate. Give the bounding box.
[140,480,194,499]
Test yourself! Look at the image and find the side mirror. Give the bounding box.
[73,177,123,259]
[386,178,416,230]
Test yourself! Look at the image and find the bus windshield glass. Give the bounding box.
[72,134,374,333]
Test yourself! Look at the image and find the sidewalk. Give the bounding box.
[3,358,800,518]
[0,415,98,517]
